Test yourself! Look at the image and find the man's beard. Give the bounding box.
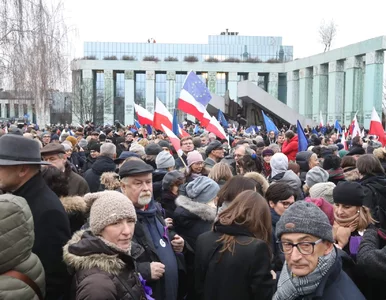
[138,193,152,206]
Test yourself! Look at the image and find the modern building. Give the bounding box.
[71,32,385,129]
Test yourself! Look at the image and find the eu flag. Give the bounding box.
[217,110,228,128]
[262,111,279,134]
[134,120,141,129]
[183,71,212,106]
[297,120,308,152]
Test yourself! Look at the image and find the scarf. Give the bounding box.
[328,168,345,180]
[333,212,359,248]
[263,162,271,177]
[273,248,336,300]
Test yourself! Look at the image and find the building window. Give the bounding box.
[216,72,227,97]
[175,73,187,119]
[115,72,125,124]
[238,73,248,81]
[155,73,167,105]
[197,72,208,85]
[95,71,104,125]
[135,72,146,108]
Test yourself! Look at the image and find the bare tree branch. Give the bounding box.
[319,19,337,52]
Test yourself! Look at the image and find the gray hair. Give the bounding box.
[234,144,254,156]
[268,143,281,153]
[100,143,116,158]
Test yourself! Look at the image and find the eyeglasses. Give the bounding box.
[277,239,322,255]
[279,201,294,208]
[182,142,193,146]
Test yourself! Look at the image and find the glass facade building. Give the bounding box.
[84,34,293,63]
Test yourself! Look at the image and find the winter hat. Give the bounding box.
[51,134,59,141]
[296,151,313,172]
[158,140,170,150]
[162,170,185,191]
[89,143,101,152]
[309,182,336,204]
[145,143,162,156]
[156,151,175,169]
[305,166,329,188]
[78,139,88,149]
[305,197,335,225]
[276,201,334,243]
[62,142,72,152]
[129,143,145,156]
[187,150,204,167]
[85,191,137,235]
[66,136,78,147]
[336,143,344,151]
[333,181,365,207]
[270,153,288,178]
[262,149,274,157]
[185,177,220,203]
[338,150,349,158]
[114,151,140,164]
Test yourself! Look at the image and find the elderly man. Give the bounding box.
[119,159,185,300]
[0,134,71,300]
[274,201,365,300]
[41,143,90,196]
[204,140,224,169]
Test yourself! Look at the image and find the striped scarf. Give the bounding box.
[273,247,336,300]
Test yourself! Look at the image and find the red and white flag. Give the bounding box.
[206,116,227,140]
[319,111,324,128]
[161,124,183,156]
[153,98,173,131]
[349,113,360,137]
[134,104,153,126]
[369,107,385,145]
[341,129,348,150]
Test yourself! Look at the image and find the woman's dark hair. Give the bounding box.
[288,162,300,175]
[285,130,295,140]
[341,155,356,169]
[265,182,297,204]
[216,175,257,207]
[216,190,272,255]
[323,155,341,170]
[238,155,263,174]
[41,166,69,197]
[356,154,385,176]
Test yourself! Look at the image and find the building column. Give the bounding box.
[76,69,93,125]
[228,72,238,103]
[208,71,216,94]
[9,102,15,118]
[344,56,363,126]
[327,61,345,124]
[103,70,114,126]
[146,71,155,114]
[312,64,328,123]
[124,70,135,126]
[268,72,279,98]
[248,72,258,86]
[363,51,384,128]
[27,103,33,121]
[1,102,5,118]
[166,71,176,115]
[299,68,313,118]
[286,71,299,112]
[18,103,24,118]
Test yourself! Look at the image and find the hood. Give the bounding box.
[343,168,360,181]
[92,156,116,175]
[296,151,312,172]
[63,230,143,275]
[60,195,87,214]
[281,170,302,190]
[153,169,168,182]
[175,195,216,222]
[244,171,269,194]
[361,175,386,193]
[100,171,120,191]
[0,194,34,273]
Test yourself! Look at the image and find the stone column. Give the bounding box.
[248,72,258,86]
[103,70,114,126]
[18,103,24,118]
[228,72,238,102]
[327,61,345,124]
[166,71,176,114]
[208,71,216,94]
[79,69,93,125]
[286,71,299,112]
[344,56,363,126]
[1,102,5,118]
[146,71,155,114]
[9,102,15,118]
[258,76,265,90]
[299,68,313,118]
[363,51,384,128]
[312,64,328,123]
[124,70,135,126]
[27,103,33,122]
[268,72,279,99]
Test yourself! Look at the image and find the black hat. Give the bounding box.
[91,131,99,136]
[205,140,223,156]
[333,181,365,207]
[158,140,170,150]
[119,159,154,178]
[89,143,101,152]
[145,143,162,156]
[0,135,50,165]
[40,143,66,155]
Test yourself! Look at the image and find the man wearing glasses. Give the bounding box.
[175,136,194,170]
[273,201,364,300]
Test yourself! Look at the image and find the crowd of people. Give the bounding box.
[0,120,385,300]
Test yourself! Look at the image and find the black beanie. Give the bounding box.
[333,181,364,207]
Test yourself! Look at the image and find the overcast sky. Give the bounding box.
[64,0,386,59]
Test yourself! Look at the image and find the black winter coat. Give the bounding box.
[160,190,178,219]
[152,169,168,202]
[84,155,116,192]
[195,224,275,300]
[82,156,96,173]
[174,195,217,251]
[359,174,386,219]
[14,172,71,300]
[63,231,146,300]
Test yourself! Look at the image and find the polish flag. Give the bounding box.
[341,129,348,150]
[153,98,173,131]
[319,111,324,127]
[200,105,211,127]
[349,113,360,137]
[134,104,153,126]
[161,124,183,156]
[369,107,385,145]
[179,128,190,138]
[206,116,227,140]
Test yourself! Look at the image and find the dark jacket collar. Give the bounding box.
[13,171,45,196]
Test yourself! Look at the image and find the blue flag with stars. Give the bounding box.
[261,110,279,134]
[217,109,228,128]
[297,120,308,152]
[134,120,141,129]
[183,71,212,106]
[334,120,342,133]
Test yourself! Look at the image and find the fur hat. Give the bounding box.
[276,201,334,242]
[156,151,175,169]
[305,166,329,188]
[186,177,220,203]
[66,136,77,147]
[187,150,204,167]
[309,182,335,204]
[85,191,136,235]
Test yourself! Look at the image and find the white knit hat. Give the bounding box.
[309,182,336,204]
